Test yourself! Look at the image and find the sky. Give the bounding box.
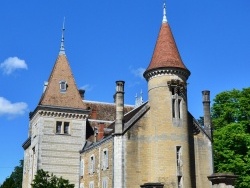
[0,0,250,184]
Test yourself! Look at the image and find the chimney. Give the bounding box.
[97,123,105,141]
[202,90,212,137]
[115,81,125,134]
[79,89,85,100]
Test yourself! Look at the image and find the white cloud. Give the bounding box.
[130,67,145,79]
[80,84,93,92]
[0,97,28,116]
[0,57,28,75]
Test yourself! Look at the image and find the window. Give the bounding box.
[80,159,84,177]
[176,146,183,175]
[56,121,70,135]
[64,122,69,134]
[59,80,67,92]
[89,155,95,174]
[102,149,109,170]
[178,176,183,188]
[172,94,182,119]
[176,146,183,188]
[102,177,108,188]
[80,183,84,188]
[89,181,94,188]
[56,121,62,134]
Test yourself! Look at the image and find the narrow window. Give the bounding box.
[89,181,94,188]
[176,146,183,188]
[56,121,62,134]
[64,122,70,134]
[102,149,109,170]
[172,98,176,118]
[178,176,183,188]
[178,99,182,119]
[80,159,84,177]
[89,155,95,174]
[102,177,108,188]
[176,146,182,174]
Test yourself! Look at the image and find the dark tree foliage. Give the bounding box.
[31,169,74,188]
[212,88,250,188]
[0,160,23,188]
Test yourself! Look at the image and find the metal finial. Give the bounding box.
[59,17,66,55]
[162,3,168,23]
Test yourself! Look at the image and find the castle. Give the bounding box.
[22,4,214,188]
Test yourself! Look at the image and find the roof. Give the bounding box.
[104,102,149,134]
[144,21,190,78]
[39,54,85,109]
[83,100,134,122]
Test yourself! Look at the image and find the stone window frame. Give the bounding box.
[55,121,70,135]
[102,148,109,170]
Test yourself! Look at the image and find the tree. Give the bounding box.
[212,88,250,188]
[0,160,23,188]
[31,169,74,188]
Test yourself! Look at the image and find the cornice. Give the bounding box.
[30,105,90,120]
[144,67,190,81]
[38,110,88,120]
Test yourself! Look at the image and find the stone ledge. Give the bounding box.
[208,173,238,185]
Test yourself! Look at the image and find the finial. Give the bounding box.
[162,2,168,23]
[59,17,66,55]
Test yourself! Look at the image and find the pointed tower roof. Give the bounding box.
[38,22,85,110]
[144,3,190,80]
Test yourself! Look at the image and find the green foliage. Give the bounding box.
[0,160,23,188]
[212,88,250,188]
[31,169,74,188]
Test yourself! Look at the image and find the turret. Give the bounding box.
[141,3,193,187]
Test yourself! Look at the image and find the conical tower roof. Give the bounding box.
[144,4,190,80]
[38,22,85,110]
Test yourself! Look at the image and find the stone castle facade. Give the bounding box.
[22,4,216,188]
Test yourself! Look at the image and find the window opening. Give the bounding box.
[59,80,67,92]
[56,121,62,134]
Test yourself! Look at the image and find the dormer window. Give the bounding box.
[59,80,67,92]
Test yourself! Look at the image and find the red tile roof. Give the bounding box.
[144,22,190,75]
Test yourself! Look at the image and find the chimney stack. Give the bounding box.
[202,90,212,137]
[115,81,125,134]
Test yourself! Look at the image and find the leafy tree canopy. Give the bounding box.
[0,160,23,188]
[212,88,250,188]
[31,169,74,188]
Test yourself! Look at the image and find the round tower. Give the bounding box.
[143,4,193,187]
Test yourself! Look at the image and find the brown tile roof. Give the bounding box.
[84,100,134,122]
[39,54,85,109]
[144,22,190,75]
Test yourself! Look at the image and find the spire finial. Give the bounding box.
[59,17,66,55]
[162,2,168,23]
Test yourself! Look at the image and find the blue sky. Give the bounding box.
[0,0,250,184]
